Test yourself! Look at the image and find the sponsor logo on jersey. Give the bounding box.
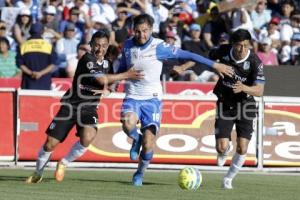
[49,122,56,130]
[223,55,230,61]
[243,61,250,70]
[87,61,94,69]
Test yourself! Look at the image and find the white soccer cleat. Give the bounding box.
[217,153,228,166]
[222,177,233,189]
[217,143,233,166]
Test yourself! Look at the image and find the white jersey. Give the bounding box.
[118,36,215,100]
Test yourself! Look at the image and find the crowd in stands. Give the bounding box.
[0,0,300,86]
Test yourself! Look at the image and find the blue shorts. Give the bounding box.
[121,98,162,132]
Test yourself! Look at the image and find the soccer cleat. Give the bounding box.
[222,177,233,189]
[130,135,142,161]
[217,153,228,166]
[132,171,143,186]
[55,161,66,182]
[217,143,232,166]
[25,172,43,183]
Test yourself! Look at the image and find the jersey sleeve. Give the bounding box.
[156,42,215,68]
[252,55,265,85]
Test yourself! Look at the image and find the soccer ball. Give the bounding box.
[178,167,202,190]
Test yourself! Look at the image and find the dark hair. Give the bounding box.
[117,2,127,8]
[281,0,295,7]
[90,29,110,44]
[69,7,80,15]
[16,14,32,28]
[0,37,10,49]
[230,29,252,44]
[133,14,154,28]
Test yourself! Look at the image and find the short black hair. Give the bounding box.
[281,0,295,7]
[0,37,10,48]
[133,14,154,28]
[230,29,252,44]
[90,29,110,44]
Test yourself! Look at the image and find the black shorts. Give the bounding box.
[46,104,98,142]
[214,101,257,140]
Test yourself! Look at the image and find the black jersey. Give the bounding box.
[210,44,265,106]
[61,53,113,106]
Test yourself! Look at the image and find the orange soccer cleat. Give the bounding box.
[54,161,66,182]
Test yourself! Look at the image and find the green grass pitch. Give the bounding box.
[0,168,299,200]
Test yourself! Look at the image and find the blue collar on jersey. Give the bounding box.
[133,36,153,50]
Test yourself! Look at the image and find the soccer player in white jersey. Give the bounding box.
[118,14,234,186]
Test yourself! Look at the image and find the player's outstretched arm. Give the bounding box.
[212,62,235,78]
[157,43,234,78]
[175,49,234,78]
[95,68,144,86]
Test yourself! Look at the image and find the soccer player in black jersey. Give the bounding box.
[26,30,144,183]
[209,29,265,189]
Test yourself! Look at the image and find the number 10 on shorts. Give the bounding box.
[152,113,160,122]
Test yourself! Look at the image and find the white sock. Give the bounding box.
[61,141,87,166]
[36,147,52,175]
[225,153,246,180]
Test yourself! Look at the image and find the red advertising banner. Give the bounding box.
[0,90,15,160]
[17,93,256,166]
[263,104,300,166]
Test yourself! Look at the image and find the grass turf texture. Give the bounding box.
[0,168,299,200]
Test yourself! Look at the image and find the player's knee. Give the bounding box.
[142,139,154,152]
[216,142,229,154]
[80,132,96,147]
[121,120,136,134]
[44,139,58,151]
[236,146,247,155]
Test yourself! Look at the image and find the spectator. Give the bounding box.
[279,10,300,64]
[280,0,295,25]
[72,0,90,23]
[17,23,56,90]
[267,0,281,17]
[251,0,271,34]
[165,30,177,45]
[257,37,279,65]
[0,37,20,78]
[175,23,218,82]
[203,6,228,49]
[59,7,91,42]
[259,17,281,53]
[280,10,300,46]
[159,6,188,47]
[145,0,169,34]
[231,7,255,39]
[90,0,117,24]
[48,0,63,22]
[66,43,90,78]
[111,3,140,48]
[15,0,41,22]
[161,31,182,81]
[194,0,217,27]
[0,20,17,51]
[55,23,80,76]
[290,33,300,65]
[41,5,62,44]
[13,9,32,45]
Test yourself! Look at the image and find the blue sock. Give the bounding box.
[128,128,140,141]
[137,151,153,175]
